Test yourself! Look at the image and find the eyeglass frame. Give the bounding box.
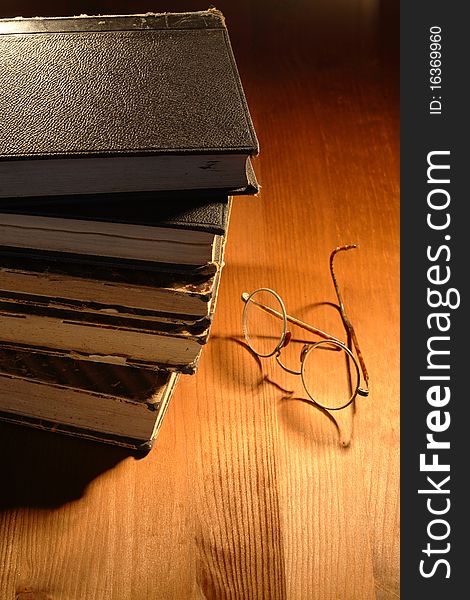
[241,245,370,411]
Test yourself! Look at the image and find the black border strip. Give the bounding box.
[401,2,466,596]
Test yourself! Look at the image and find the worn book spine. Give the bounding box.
[0,296,213,333]
[0,344,168,402]
[0,312,206,371]
[0,412,158,453]
[0,371,179,452]
[0,343,180,451]
[0,270,216,318]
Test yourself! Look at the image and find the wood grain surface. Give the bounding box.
[0,1,400,598]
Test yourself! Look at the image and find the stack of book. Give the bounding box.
[0,10,258,452]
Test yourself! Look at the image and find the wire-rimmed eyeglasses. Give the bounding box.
[241,245,370,411]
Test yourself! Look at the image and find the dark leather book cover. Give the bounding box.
[0,193,231,235]
[0,10,259,192]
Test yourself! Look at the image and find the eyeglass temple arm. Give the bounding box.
[241,292,344,345]
[330,245,370,388]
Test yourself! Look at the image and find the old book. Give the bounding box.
[0,294,215,333]
[0,162,259,208]
[0,263,220,319]
[0,11,259,198]
[0,196,233,266]
[0,240,224,372]
[0,346,180,451]
[0,197,231,318]
[0,191,232,232]
[0,237,223,277]
[0,308,211,372]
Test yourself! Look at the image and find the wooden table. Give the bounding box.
[0,1,399,598]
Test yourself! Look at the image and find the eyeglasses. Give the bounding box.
[241,245,370,411]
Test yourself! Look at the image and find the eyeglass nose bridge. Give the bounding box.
[281,331,292,348]
[274,350,302,376]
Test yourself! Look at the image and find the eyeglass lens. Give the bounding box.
[301,342,358,410]
[243,289,286,357]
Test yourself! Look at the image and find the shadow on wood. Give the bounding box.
[0,421,132,510]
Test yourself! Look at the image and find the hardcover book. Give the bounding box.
[0,235,225,373]
[0,11,259,198]
[0,192,233,234]
[0,263,221,319]
[0,198,231,318]
[0,346,180,451]
[0,213,220,265]
[0,196,233,266]
[0,303,211,371]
